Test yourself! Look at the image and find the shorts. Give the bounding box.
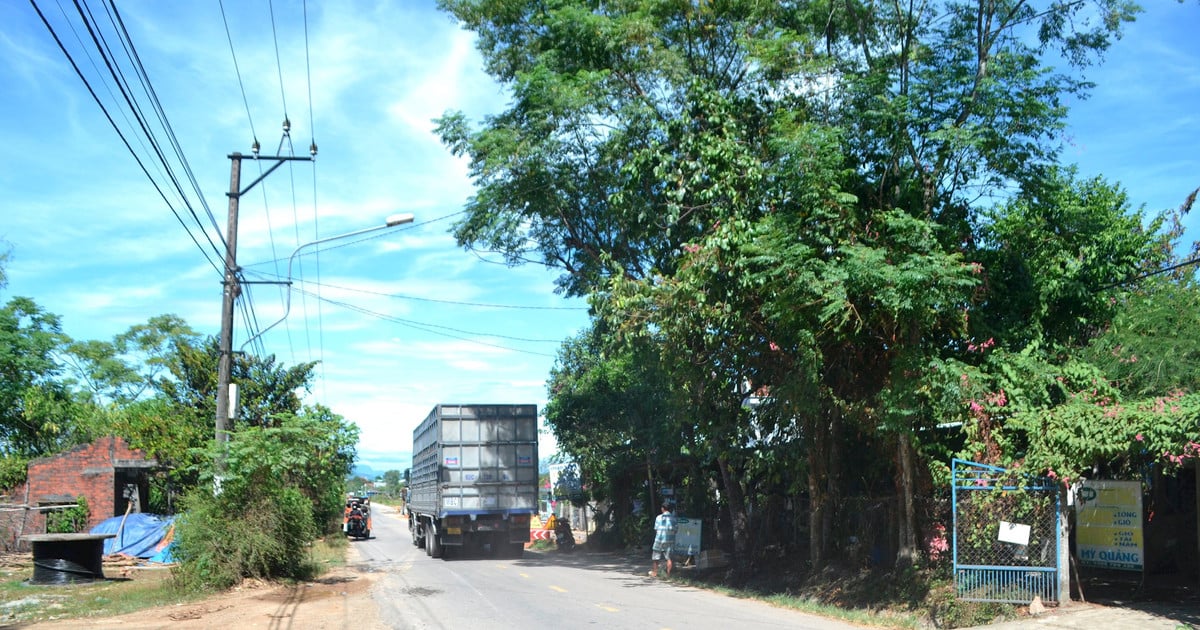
[651,546,673,561]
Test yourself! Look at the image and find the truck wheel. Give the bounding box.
[410,516,423,548]
[428,524,444,559]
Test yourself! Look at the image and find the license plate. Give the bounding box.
[446,527,461,535]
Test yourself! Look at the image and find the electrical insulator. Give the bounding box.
[282,118,291,133]
[309,141,318,156]
[251,139,260,155]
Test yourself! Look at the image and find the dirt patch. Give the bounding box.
[13,549,383,630]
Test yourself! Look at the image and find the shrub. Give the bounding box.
[45,496,89,534]
[172,485,317,590]
[0,455,28,491]
[169,409,353,590]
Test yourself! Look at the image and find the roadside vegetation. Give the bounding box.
[2,1,1198,627]
[442,0,1199,615]
[0,255,359,594]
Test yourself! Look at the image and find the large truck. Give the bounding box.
[405,404,539,559]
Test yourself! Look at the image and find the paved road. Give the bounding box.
[356,505,865,630]
[356,506,1198,630]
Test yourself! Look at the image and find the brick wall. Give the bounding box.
[0,436,150,550]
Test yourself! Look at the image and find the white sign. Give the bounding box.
[998,521,1031,546]
[674,516,702,558]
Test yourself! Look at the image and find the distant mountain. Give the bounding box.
[351,464,379,479]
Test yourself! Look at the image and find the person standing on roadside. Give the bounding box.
[650,502,678,578]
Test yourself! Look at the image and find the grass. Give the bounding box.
[0,535,350,626]
[0,564,201,625]
[668,558,1019,629]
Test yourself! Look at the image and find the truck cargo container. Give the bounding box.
[405,404,539,559]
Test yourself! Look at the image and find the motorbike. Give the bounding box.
[344,501,371,540]
[554,516,576,552]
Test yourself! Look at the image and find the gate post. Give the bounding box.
[1057,484,1070,605]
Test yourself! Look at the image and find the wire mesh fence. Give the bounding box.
[952,459,1060,603]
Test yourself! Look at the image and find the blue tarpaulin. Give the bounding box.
[89,513,176,563]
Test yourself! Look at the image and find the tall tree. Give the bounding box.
[545,321,687,541]
[0,296,77,456]
[59,314,201,405]
[438,0,1148,571]
[159,336,317,430]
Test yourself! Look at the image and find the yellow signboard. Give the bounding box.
[1076,480,1143,571]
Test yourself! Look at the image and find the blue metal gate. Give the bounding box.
[952,459,1061,603]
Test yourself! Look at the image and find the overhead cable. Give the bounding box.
[30,0,223,276]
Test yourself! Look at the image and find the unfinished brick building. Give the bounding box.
[0,436,156,550]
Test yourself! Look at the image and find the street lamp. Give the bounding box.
[215,212,414,462]
[240,212,415,351]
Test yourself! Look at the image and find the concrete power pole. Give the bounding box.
[216,148,314,472]
[215,152,243,457]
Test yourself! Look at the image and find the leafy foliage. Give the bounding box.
[159,336,317,431]
[172,486,317,590]
[0,296,74,456]
[172,408,357,589]
[439,0,1188,577]
[45,496,90,534]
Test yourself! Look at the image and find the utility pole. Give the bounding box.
[216,152,243,457]
[216,145,314,473]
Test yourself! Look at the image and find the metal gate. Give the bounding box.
[952,459,1061,603]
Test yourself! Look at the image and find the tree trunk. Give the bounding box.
[807,412,829,569]
[717,454,751,579]
[824,408,842,560]
[895,432,918,568]
[645,457,656,518]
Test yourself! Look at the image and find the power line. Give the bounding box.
[301,0,325,400]
[218,0,258,150]
[1098,255,1200,291]
[294,288,562,357]
[268,0,289,126]
[105,0,227,248]
[30,0,224,276]
[244,273,586,311]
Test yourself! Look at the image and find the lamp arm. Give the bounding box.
[236,214,413,353]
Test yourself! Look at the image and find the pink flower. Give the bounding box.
[1135,433,1144,442]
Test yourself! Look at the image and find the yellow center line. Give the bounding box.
[519,573,531,579]
[595,604,619,613]
[548,585,568,593]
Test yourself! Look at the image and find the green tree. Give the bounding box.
[0,296,78,457]
[61,315,201,406]
[159,336,317,431]
[546,322,688,544]
[438,0,1149,573]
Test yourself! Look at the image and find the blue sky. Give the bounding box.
[0,2,1196,474]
